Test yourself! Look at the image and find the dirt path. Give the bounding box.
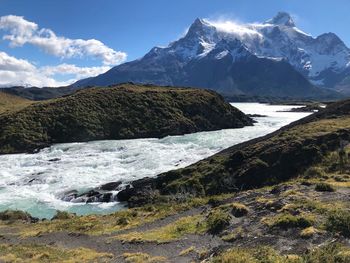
[1,182,350,262]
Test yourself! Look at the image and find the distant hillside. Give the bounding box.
[0,92,33,115]
[0,86,76,101]
[0,84,253,154]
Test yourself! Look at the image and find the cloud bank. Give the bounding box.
[0,15,127,87]
[0,51,111,87]
[0,15,127,65]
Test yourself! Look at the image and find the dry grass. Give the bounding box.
[300,226,320,238]
[0,92,32,115]
[123,252,167,263]
[0,244,113,263]
[114,215,206,243]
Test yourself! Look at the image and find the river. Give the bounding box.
[0,103,311,218]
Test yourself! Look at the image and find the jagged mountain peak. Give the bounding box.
[73,13,350,96]
[265,12,296,27]
[316,32,346,47]
[191,18,208,27]
[184,18,216,40]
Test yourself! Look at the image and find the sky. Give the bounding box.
[0,0,349,87]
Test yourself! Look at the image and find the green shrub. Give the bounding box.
[231,203,249,217]
[303,243,350,263]
[116,216,129,226]
[51,210,76,220]
[212,244,350,263]
[326,210,350,237]
[212,246,301,263]
[271,213,313,229]
[304,167,325,179]
[0,210,32,222]
[315,183,335,192]
[221,227,244,242]
[206,209,231,234]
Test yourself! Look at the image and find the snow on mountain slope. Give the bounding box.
[151,12,350,88]
[73,12,348,97]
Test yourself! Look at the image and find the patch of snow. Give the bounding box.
[293,27,312,37]
[148,13,350,81]
[215,50,229,60]
[310,78,325,86]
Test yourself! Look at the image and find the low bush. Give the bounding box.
[51,210,76,220]
[212,246,300,263]
[212,244,350,263]
[206,209,231,234]
[230,203,249,217]
[303,243,350,263]
[315,183,335,192]
[270,213,313,229]
[0,210,33,222]
[300,227,319,239]
[304,167,325,179]
[326,210,350,237]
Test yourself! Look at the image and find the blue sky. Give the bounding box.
[0,0,349,86]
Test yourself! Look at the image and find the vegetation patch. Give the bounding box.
[326,209,350,237]
[212,246,301,263]
[303,243,350,263]
[0,210,34,223]
[0,244,113,263]
[0,92,33,115]
[51,210,76,220]
[300,226,320,239]
[221,227,244,242]
[115,215,206,243]
[123,252,167,263]
[230,202,249,217]
[265,213,314,229]
[19,199,213,237]
[206,208,231,234]
[315,183,335,192]
[304,167,326,179]
[179,246,196,256]
[212,244,350,263]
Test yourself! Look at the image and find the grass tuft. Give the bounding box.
[123,252,167,263]
[115,215,206,243]
[206,209,231,234]
[0,244,113,263]
[315,183,335,192]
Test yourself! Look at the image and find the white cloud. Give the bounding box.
[0,15,127,65]
[0,51,35,72]
[205,19,263,39]
[0,51,110,87]
[41,63,110,79]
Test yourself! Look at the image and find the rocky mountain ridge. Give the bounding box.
[73,12,350,98]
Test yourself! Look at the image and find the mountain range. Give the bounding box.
[72,12,350,99]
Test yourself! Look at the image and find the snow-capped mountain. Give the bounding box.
[73,12,348,98]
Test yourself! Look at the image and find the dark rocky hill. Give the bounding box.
[0,83,252,154]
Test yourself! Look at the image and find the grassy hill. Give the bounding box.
[0,91,33,115]
[118,98,350,203]
[0,84,252,154]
